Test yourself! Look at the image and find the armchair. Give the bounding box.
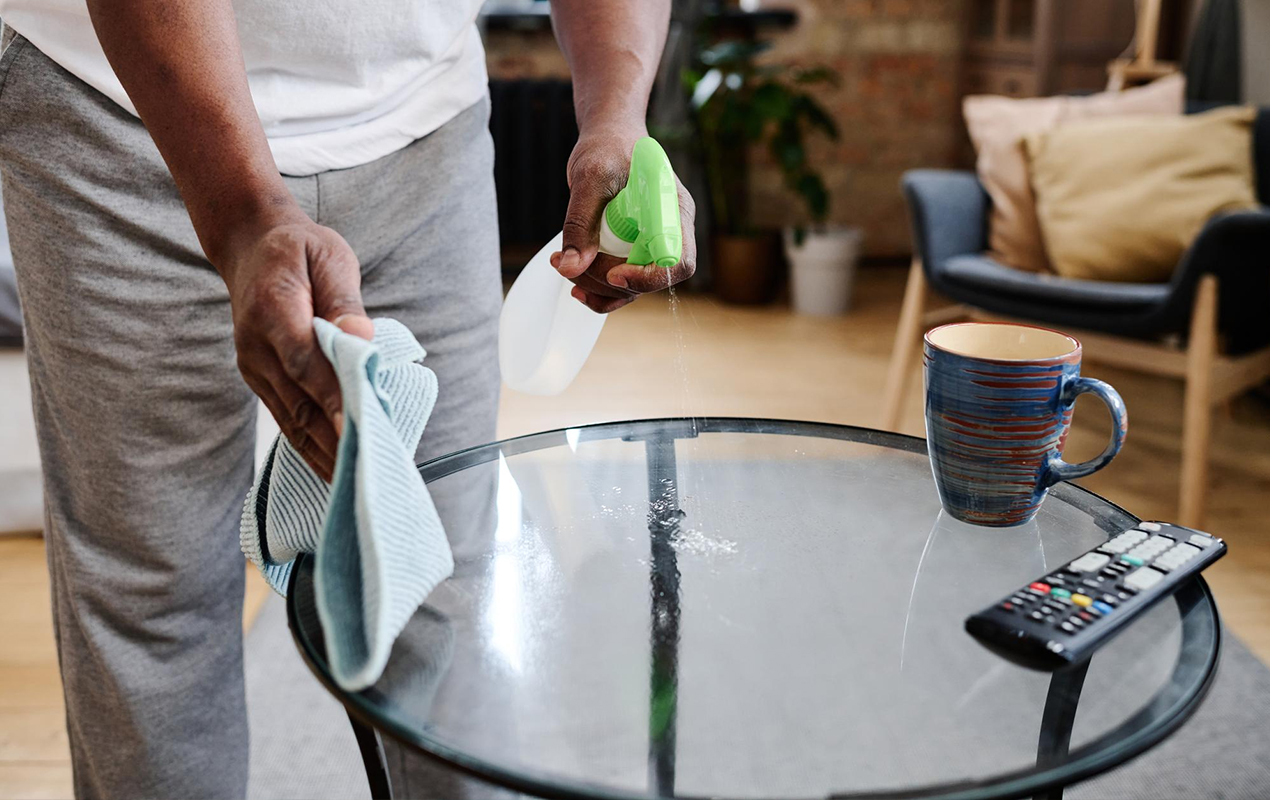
[881,107,1270,527]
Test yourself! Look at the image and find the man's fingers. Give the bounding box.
[559,163,620,279]
[333,313,374,340]
[308,232,373,340]
[601,179,697,295]
[244,370,336,482]
[271,323,346,433]
[266,354,341,466]
[571,286,634,314]
[606,255,696,295]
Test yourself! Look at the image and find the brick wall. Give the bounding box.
[482,1,968,258]
[752,0,966,257]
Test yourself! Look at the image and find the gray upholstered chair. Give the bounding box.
[881,106,1270,527]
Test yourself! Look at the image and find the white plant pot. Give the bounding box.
[784,225,862,316]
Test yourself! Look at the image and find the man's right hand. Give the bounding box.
[220,215,374,482]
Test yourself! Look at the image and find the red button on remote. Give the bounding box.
[1029,582,1051,593]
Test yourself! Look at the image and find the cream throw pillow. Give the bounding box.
[964,74,1184,273]
[1024,106,1258,283]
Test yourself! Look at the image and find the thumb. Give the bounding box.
[311,239,374,341]
[558,179,609,280]
[333,313,375,340]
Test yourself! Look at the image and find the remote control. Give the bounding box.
[965,521,1226,671]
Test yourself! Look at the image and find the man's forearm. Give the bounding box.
[550,0,670,135]
[86,0,299,267]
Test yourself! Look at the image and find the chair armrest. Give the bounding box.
[1170,207,1270,354]
[901,170,989,273]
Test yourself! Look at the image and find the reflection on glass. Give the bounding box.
[291,422,1215,800]
[489,452,526,672]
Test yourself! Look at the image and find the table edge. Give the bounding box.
[285,417,1222,800]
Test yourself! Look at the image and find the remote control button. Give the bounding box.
[1122,556,1145,566]
[1124,567,1165,591]
[1078,611,1095,622]
[1001,602,1015,611]
[1068,552,1111,573]
[1068,615,1086,627]
[1138,522,1162,532]
[1100,594,1120,606]
[1093,601,1114,615]
[1126,535,1175,560]
[1189,533,1214,547]
[1103,530,1149,554]
[1154,543,1201,571]
[1071,594,1092,607]
[1059,622,1077,634]
[1082,579,1105,591]
[1029,582,1051,594]
[1030,611,1046,621]
[1050,588,1071,599]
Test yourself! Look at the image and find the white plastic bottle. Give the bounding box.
[499,138,681,396]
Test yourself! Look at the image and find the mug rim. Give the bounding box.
[924,321,1082,363]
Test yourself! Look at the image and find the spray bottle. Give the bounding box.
[499,137,682,395]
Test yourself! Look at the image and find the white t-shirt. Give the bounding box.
[0,0,490,175]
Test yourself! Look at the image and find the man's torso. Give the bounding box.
[0,0,490,174]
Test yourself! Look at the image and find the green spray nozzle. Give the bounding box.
[604,138,682,268]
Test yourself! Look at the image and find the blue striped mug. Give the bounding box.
[924,322,1127,527]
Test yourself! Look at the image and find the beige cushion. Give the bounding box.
[1024,106,1258,283]
[964,74,1184,273]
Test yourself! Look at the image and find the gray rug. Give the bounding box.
[245,596,1270,799]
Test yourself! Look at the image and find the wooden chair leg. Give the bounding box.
[880,258,928,431]
[1179,275,1219,528]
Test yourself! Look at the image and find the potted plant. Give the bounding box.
[685,41,846,307]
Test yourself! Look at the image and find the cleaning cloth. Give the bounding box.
[240,317,453,691]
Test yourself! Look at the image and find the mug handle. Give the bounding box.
[1043,376,1128,487]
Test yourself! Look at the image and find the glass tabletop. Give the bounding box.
[288,418,1220,800]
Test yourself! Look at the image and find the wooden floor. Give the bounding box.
[3,265,1269,799]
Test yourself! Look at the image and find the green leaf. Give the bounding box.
[774,139,804,171]
[797,95,840,140]
[743,111,766,141]
[689,68,724,110]
[796,173,830,221]
[700,40,772,68]
[752,82,793,121]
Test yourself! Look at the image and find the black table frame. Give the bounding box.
[286,418,1221,800]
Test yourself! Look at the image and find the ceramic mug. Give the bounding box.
[924,322,1127,527]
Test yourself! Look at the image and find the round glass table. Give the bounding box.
[287,418,1220,800]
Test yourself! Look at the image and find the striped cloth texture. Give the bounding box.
[240,317,453,691]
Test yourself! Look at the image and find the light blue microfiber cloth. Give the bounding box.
[240,317,454,691]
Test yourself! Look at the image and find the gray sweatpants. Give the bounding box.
[0,34,503,799]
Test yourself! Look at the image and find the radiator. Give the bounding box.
[489,79,577,265]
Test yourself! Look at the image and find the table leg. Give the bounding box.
[1032,659,1091,800]
[348,709,393,800]
[644,438,683,798]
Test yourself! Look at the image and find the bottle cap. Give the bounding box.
[603,138,682,268]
